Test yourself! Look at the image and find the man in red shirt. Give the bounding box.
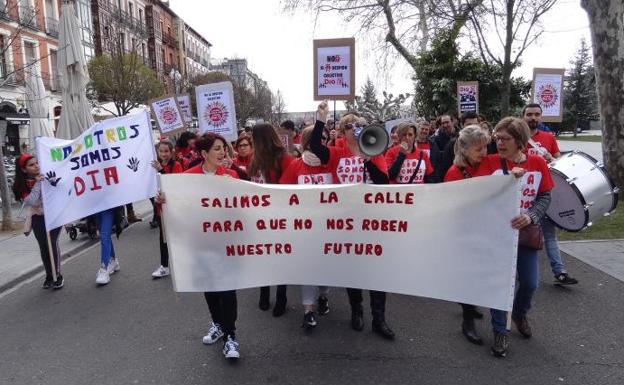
[523,103,578,285]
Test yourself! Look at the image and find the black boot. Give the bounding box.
[351,304,364,331]
[272,285,287,317]
[259,286,270,311]
[372,318,395,340]
[461,318,483,345]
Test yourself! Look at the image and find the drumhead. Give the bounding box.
[547,168,588,231]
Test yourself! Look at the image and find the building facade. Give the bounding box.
[182,23,209,82]
[0,0,65,155]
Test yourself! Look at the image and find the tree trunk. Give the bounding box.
[500,0,515,117]
[0,147,13,231]
[581,0,624,189]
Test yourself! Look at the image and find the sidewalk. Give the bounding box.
[559,239,624,282]
[0,200,154,292]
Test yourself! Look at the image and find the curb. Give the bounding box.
[0,209,153,294]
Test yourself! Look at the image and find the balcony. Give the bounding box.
[161,32,178,48]
[19,5,39,30]
[45,17,59,38]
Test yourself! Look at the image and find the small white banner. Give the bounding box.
[196,81,237,142]
[161,175,520,311]
[36,111,158,229]
[532,68,565,122]
[176,94,193,123]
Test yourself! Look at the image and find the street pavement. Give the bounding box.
[1,207,624,384]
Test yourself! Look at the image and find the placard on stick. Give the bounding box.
[176,94,193,123]
[457,81,479,114]
[149,95,186,136]
[531,68,565,123]
[313,38,356,101]
[196,81,238,143]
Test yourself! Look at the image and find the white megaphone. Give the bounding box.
[354,124,389,157]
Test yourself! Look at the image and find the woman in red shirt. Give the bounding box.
[385,122,434,184]
[309,101,395,340]
[248,123,295,317]
[233,136,252,172]
[150,140,183,279]
[481,118,553,358]
[280,125,333,328]
[163,133,241,359]
[175,131,199,170]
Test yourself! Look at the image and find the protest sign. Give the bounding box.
[176,94,193,123]
[36,110,158,230]
[150,95,186,136]
[531,68,565,122]
[161,175,520,311]
[457,81,479,114]
[313,38,356,101]
[196,81,238,142]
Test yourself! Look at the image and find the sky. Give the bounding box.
[169,0,592,113]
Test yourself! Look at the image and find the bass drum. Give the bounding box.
[547,151,619,231]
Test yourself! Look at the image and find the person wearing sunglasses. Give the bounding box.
[309,101,395,340]
[233,136,253,172]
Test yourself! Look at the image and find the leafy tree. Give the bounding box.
[88,51,164,116]
[561,39,599,136]
[345,79,410,123]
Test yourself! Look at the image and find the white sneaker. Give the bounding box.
[95,268,110,285]
[202,322,224,345]
[107,258,120,275]
[152,265,170,278]
[222,336,240,359]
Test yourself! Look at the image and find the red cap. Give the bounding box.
[17,153,34,170]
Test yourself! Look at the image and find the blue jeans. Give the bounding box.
[96,209,116,267]
[491,246,539,333]
[541,218,566,276]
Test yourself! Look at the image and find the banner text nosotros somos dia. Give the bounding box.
[161,175,520,311]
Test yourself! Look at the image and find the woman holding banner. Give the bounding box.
[279,125,332,328]
[12,154,63,289]
[171,132,242,359]
[249,123,295,317]
[150,140,183,278]
[478,118,552,358]
[309,101,395,340]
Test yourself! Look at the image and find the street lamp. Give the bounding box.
[169,68,181,95]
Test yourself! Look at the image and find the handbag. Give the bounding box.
[518,224,544,250]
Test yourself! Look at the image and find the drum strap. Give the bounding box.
[499,157,509,175]
[528,138,551,159]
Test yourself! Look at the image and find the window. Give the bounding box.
[0,35,8,79]
[128,2,133,17]
[49,49,58,90]
[24,41,37,65]
[138,8,143,23]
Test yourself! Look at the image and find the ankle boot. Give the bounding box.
[372,318,395,340]
[461,318,483,345]
[259,287,270,311]
[350,304,364,331]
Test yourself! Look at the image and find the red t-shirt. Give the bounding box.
[482,154,554,213]
[184,164,239,178]
[334,137,346,148]
[526,130,560,158]
[443,163,489,182]
[250,154,295,184]
[233,155,252,172]
[416,141,431,158]
[161,160,183,174]
[330,146,387,185]
[279,159,335,185]
[385,145,433,184]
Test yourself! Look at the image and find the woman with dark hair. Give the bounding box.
[280,125,332,328]
[249,123,295,317]
[175,131,198,170]
[161,132,241,359]
[385,122,434,184]
[150,140,183,278]
[12,154,63,289]
[309,101,395,340]
[232,136,253,172]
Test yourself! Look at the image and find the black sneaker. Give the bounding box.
[554,273,578,285]
[52,274,64,290]
[512,315,532,339]
[491,332,509,358]
[317,295,330,316]
[303,311,317,328]
[42,277,53,289]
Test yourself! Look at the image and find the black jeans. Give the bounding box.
[31,215,61,278]
[259,285,287,303]
[346,288,386,322]
[158,219,168,267]
[204,291,237,337]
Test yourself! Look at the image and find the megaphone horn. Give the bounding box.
[355,124,389,157]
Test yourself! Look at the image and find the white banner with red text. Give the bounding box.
[161,175,521,311]
[36,110,158,229]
